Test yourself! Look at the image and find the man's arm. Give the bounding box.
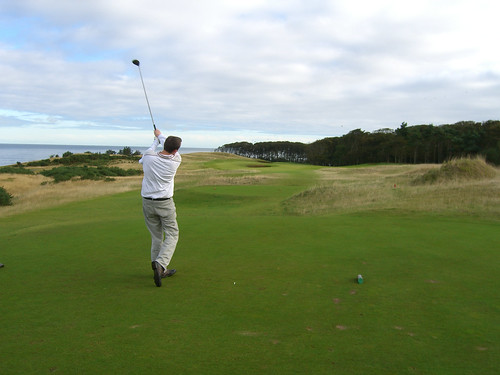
[139,129,167,163]
[155,129,167,145]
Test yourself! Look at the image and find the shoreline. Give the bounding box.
[0,143,215,167]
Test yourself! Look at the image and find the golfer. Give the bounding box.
[139,129,182,287]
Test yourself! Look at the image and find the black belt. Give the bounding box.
[143,196,171,201]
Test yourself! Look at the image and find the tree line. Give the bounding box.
[215,120,500,166]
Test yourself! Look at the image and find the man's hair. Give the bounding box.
[164,136,182,153]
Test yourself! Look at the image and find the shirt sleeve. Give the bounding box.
[157,133,167,145]
[139,136,161,164]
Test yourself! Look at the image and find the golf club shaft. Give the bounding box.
[135,62,156,130]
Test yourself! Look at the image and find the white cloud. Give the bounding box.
[1,0,499,147]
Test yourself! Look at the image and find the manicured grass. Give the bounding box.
[0,156,498,374]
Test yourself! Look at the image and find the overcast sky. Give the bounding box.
[1,0,498,147]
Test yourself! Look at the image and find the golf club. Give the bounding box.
[132,59,156,130]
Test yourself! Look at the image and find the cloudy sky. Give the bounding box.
[1,0,498,147]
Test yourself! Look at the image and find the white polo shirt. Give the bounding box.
[139,135,182,199]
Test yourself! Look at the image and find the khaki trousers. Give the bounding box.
[142,198,179,270]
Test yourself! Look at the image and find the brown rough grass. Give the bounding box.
[0,156,144,216]
[282,161,500,218]
[0,174,142,217]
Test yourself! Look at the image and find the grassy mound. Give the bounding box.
[413,156,497,184]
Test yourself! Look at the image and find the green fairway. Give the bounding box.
[0,155,498,374]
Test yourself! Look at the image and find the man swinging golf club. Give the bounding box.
[133,59,182,287]
[139,129,182,287]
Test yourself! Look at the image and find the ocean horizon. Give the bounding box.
[0,143,215,166]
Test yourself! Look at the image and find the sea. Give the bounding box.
[0,143,215,166]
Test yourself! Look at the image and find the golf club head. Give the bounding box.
[132,59,140,66]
